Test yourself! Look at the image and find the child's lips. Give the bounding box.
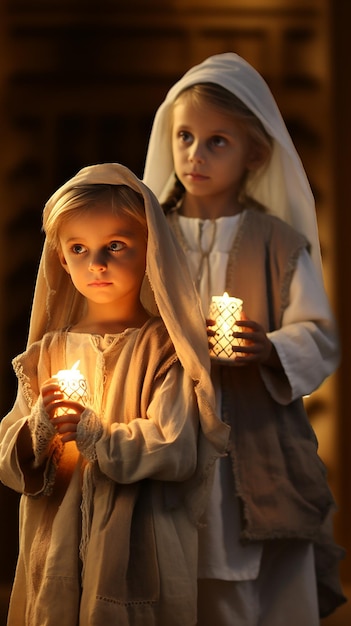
[88,281,112,287]
[186,171,209,181]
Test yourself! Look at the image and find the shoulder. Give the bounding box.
[237,209,310,287]
[11,330,64,406]
[138,317,175,353]
[135,317,178,378]
[12,330,65,371]
[245,209,308,247]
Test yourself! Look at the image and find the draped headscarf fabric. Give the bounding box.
[27,162,229,453]
[143,52,323,278]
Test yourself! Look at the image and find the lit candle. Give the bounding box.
[208,292,244,360]
[55,360,88,414]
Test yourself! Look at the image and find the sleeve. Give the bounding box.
[260,248,340,404]
[0,389,63,496]
[0,393,28,494]
[85,362,199,484]
[27,396,61,467]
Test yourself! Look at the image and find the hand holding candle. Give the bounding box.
[208,292,246,361]
[40,361,88,443]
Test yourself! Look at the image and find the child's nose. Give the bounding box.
[189,141,205,163]
[89,252,107,271]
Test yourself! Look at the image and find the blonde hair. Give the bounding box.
[44,184,147,250]
[164,82,273,213]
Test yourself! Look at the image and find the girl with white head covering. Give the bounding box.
[0,163,229,625]
[143,53,345,624]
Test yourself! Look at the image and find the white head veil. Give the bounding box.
[143,52,323,278]
[26,162,229,453]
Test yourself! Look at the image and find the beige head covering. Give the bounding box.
[143,52,323,278]
[27,162,229,453]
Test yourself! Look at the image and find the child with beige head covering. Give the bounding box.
[143,53,346,624]
[0,162,229,626]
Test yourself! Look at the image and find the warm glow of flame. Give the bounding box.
[57,360,81,382]
[56,361,86,396]
[54,361,88,415]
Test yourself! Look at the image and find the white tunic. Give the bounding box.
[178,212,337,580]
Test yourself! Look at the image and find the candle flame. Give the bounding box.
[54,360,87,414]
[56,360,82,382]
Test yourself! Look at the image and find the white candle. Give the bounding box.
[208,292,244,360]
[55,360,88,414]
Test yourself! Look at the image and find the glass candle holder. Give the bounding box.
[55,360,88,415]
[208,292,245,361]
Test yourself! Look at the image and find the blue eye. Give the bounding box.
[72,244,86,254]
[109,241,124,252]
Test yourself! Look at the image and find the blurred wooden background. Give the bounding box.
[0,1,350,623]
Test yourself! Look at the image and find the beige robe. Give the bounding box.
[0,318,220,625]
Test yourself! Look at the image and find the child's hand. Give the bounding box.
[41,378,85,443]
[207,314,281,369]
[231,317,271,365]
[206,318,217,350]
[231,313,281,368]
[41,378,64,418]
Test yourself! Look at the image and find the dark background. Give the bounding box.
[0,1,350,623]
